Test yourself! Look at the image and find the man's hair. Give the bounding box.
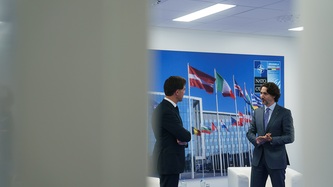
[260,82,281,102]
[164,76,186,96]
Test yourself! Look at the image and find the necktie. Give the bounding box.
[175,106,180,114]
[264,108,270,130]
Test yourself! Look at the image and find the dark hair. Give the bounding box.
[164,76,186,96]
[260,82,281,102]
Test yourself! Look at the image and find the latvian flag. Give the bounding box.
[188,65,215,94]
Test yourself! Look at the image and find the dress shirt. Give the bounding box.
[265,102,276,122]
[164,97,177,108]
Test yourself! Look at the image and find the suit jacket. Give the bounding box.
[247,104,294,169]
[152,99,191,175]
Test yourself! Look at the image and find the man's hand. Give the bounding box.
[177,139,187,146]
[256,133,272,145]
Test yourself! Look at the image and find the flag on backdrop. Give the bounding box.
[251,93,262,109]
[238,111,252,123]
[244,88,254,110]
[234,79,244,97]
[215,71,235,99]
[211,122,217,131]
[221,121,229,132]
[238,112,244,124]
[188,65,216,94]
[231,117,237,126]
[244,114,252,123]
[231,117,243,126]
[192,127,201,136]
[200,126,212,134]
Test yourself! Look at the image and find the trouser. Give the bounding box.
[250,155,286,187]
[159,174,180,187]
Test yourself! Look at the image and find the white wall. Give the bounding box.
[299,1,333,187]
[11,1,148,187]
[5,0,330,186]
[149,27,302,172]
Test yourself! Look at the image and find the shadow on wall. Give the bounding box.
[0,84,13,186]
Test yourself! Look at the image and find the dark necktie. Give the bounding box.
[264,108,270,130]
[175,106,179,114]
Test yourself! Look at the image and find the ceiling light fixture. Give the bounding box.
[173,4,236,22]
[288,27,304,31]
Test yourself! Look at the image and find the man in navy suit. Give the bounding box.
[152,76,191,187]
[247,82,294,187]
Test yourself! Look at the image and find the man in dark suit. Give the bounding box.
[247,82,294,187]
[152,76,191,187]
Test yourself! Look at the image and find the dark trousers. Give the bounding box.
[250,155,286,187]
[159,174,179,187]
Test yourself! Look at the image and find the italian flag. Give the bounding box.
[215,71,235,99]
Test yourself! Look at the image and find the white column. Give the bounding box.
[13,0,148,187]
[299,1,333,187]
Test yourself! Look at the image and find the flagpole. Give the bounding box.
[243,82,248,166]
[249,89,254,166]
[243,106,248,167]
[205,122,215,177]
[233,75,243,167]
[198,96,206,179]
[214,69,224,176]
[246,90,253,167]
[229,114,235,167]
[209,121,216,176]
[223,118,229,170]
[220,119,227,175]
[187,63,195,179]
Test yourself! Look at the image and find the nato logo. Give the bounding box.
[254,61,267,77]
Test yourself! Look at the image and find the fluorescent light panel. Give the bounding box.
[288,26,304,31]
[173,4,236,22]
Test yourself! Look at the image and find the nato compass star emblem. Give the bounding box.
[256,64,266,75]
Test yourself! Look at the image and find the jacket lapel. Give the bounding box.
[164,100,182,123]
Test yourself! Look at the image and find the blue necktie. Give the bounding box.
[264,108,270,130]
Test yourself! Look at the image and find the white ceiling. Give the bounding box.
[149,0,301,38]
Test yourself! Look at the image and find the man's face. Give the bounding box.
[176,86,186,102]
[260,86,275,107]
